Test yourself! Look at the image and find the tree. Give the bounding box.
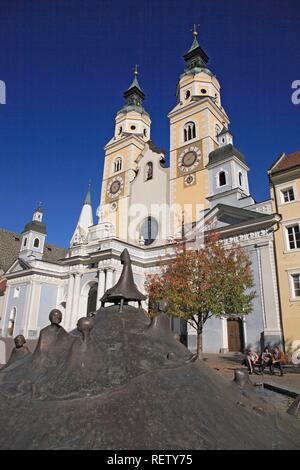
[145,231,255,358]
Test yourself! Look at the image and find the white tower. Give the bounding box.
[19,206,47,260]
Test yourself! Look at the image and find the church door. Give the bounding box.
[227,318,244,352]
[87,284,97,315]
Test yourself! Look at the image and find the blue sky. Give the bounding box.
[0,0,299,247]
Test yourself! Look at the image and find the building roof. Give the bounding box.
[0,228,67,273]
[208,144,246,166]
[269,151,300,175]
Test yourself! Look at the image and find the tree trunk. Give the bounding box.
[196,325,203,358]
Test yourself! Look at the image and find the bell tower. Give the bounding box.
[168,27,230,235]
[99,66,151,241]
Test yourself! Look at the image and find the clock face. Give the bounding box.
[107,175,124,199]
[178,146,201,173]
[110,180,121,194]
[184,174,196,186]
[182,151,197,167]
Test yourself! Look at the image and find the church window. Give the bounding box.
[201,89,207,94]
[185,90,191,100]
[183,122,196,142]
[7,307,16,337]
[140,216,158,246]
[143,128,147,137]
[215,125,221,138]
[219,171,227,187]
[34,238,40,248]
[118,126,123,135]
[114,157,122,173]
[130,125,136,130]
[145,162,153,181]
[23,237,27,247]
[238,172,243,187]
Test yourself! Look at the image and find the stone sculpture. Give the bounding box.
[0,250,300,450]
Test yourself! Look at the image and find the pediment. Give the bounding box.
[6,258,31,274]
[204,204,267,229]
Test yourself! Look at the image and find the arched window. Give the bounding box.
[23,237,27,247]
[219,171,227,187]
[183,122,196,142]
[87,283,98,315]
[140,216,158,246]
[145,162,153,181]
[7,307,16,337]
[34,238,40,248]
[114,157,122,173]
[238,172,243,187]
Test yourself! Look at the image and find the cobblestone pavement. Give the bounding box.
[202,353,300,395]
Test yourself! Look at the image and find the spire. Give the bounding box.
[188,24,200,52]
[70,187,94,246]
[121,65,146,113]
[125,64,144,94]
[183,25,209,72]
[84,183,92,206]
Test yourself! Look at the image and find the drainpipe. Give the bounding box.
[269,174,286,353]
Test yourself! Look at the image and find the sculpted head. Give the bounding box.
[77,317,94,335]
[14,334,26,349]
[49,309,62,325]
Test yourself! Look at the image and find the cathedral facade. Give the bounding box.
[0,32,284,362]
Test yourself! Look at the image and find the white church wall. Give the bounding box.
[37,283,59,331]
[2,283,28,337]
[129,146,170,246]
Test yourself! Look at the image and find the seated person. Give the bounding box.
[1,335,31,370]
[32,309,73,362]
[260,347,273,374]
[271,345,285,376]
[245,350,259,375]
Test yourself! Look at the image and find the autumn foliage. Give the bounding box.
[145,231,255,357]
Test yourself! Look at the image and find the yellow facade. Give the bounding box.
[269,155,300,358]
[168,71,229,232]
[100,107,150,240]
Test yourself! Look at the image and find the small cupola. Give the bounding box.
[217,127,233,147]
[20,205,47,260]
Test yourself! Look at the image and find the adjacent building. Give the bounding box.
[269,151,300,359]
